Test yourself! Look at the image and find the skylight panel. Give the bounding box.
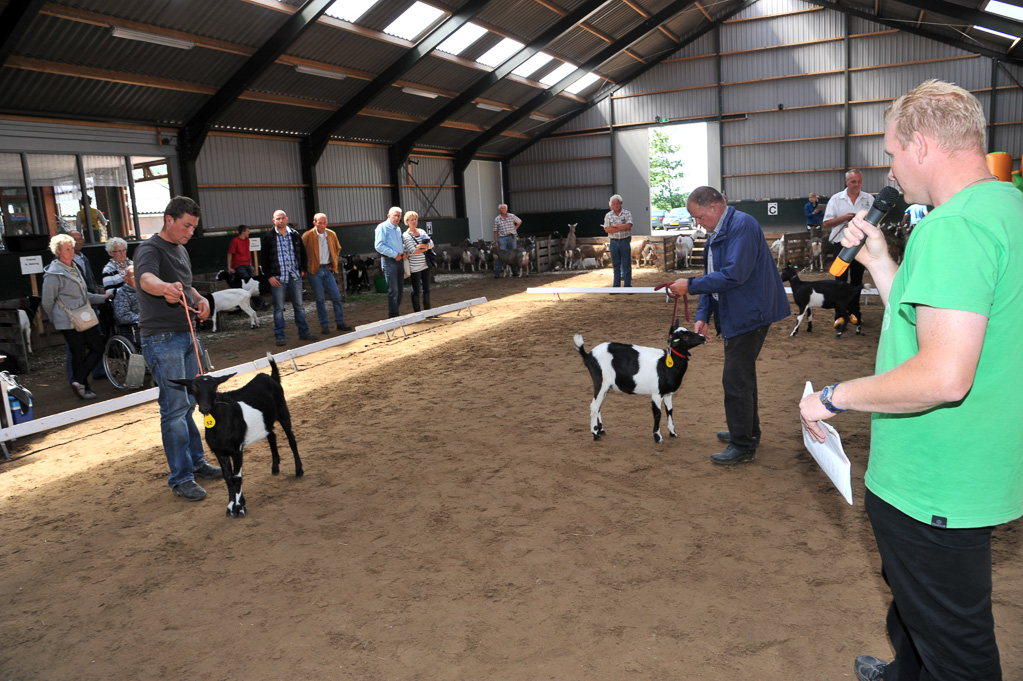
[975,25,1017,40]
[324,0,380,23]
[986,0,1023,21]
[565,72,602,95]
[437,23,487,55]
[512,52,554,78]
[476,37,524,68]
[539,62,577,86]
[384,1,445,41]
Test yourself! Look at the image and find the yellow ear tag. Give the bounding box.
[204,414,216,428]
[665,355,674,368]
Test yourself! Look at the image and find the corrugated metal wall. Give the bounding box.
[402,155,456,219]
[196,134,306,231]
[316,143,392,225]
[508,0,1023,210]
[507,132,613,212]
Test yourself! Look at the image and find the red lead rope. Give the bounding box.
[654,281,691,324]
[180,297,206,377]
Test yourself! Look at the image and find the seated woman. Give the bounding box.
[112,265,140,345]
[42,234,113,400]
[101,237,132,293]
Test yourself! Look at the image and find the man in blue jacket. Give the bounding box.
[666,186,790,464]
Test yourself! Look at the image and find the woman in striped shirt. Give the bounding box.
[402,211,434,312]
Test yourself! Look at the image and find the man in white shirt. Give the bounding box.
[822,169,873,325]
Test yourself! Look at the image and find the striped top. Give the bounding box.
[402,228,433,274]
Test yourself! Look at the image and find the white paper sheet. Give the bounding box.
[801,381,854,505]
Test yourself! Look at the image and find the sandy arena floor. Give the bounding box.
[2,267,1020,681]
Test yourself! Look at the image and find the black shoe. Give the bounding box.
[854,655,888,681]
[275,338,286,347]
[337,323,354,332]
[172,480,207,501]
[710,444,756,465]
[193,462,222,479]
[321,326,331,335]
[298,333,319,341]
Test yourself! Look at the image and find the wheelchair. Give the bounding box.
[103,324,214,390]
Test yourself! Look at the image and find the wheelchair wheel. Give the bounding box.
[104,334,137,390]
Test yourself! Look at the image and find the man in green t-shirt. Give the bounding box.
[800,80,1023,681]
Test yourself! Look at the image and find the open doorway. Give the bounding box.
[649,122,709,232]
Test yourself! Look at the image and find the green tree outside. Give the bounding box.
[650,129,688,210]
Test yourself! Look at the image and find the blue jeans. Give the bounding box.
[141,331,210,488]
[234,264,254,281]
[495,235,518,275]
[307,267,344,327]
[609,238,632,287]
[382,256,404,318]
[270,276,311,340]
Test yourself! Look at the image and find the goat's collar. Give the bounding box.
[668,346,690,360]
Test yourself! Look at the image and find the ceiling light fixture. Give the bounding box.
[111,27,194,50]
[294,65,348,80]
[529,114,551,122]
[475,102,505,112]
[402,86,439,99]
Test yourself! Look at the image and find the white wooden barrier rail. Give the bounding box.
[0,297,487,451]
[527,286,879,300]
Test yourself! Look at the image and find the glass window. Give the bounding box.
[26,154,81,236]
[131,156,173,239]
[0,153,33,244]
[324,0,380,23]
[512,52,554,78]
[82,154,129,242]
[540,62,578,86]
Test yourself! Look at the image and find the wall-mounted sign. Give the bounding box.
[20,255,44,275]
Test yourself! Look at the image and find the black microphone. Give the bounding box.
[829,185,901,276]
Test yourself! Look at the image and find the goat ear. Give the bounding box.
[168,378,193,388]
[214,373,236,385]
[670,318,679,332]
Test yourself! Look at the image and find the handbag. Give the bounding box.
[57,299,99,332]
[403,255,412,278]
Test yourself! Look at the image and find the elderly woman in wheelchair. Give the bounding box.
[104,266,146,389]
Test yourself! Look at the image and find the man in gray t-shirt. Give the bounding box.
[136,196,221,503]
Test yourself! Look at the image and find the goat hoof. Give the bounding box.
[295,468,304,478]
[272,466,280,475]
[653,433,663,443]
[593,433,601,441]
[669,432,678,438]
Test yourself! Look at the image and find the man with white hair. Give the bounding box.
[375,206,406,317]
[492,203,522,277]
[603,194,633,287]
[800,80,1023,681]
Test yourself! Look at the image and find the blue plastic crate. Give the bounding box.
[8,395,33,425]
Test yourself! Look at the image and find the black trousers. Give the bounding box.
[831,241,864,319]
[62,326,104,387]
[409,268,431,312]
[865,489,1001,681]
[721,323,769,451]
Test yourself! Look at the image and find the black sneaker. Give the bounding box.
[275,338,286,346]
[172,480,207,501]
[298,333,319,341]
[337,323,354,332]
[321,325,331,335]
[193,462,222,479]
[854,655,888,681]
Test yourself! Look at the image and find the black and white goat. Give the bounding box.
[781,264,862,338]
[574,321,706,443]
[171,354,303,518]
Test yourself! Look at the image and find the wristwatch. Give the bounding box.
[820,383,846,414]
